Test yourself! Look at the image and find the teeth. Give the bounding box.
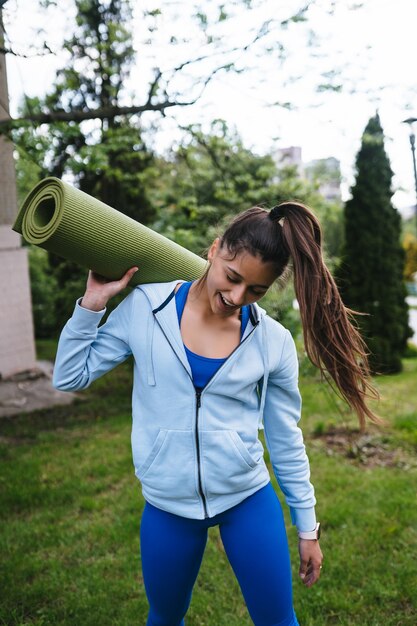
[220,293,234,307]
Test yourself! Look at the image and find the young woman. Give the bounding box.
[53,202,380,626]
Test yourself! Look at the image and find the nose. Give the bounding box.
[230,284,247,306]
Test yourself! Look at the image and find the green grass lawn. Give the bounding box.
[1,344,416,626]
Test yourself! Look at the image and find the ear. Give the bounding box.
[207,237,220,263]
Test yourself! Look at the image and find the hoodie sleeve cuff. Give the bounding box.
[66,298,107,334]
[290,507,317,532]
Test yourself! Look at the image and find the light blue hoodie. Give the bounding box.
[53,280,317,531]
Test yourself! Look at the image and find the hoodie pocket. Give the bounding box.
[136,429,168,478]
[136,429,197,500]
[201,430,264,497]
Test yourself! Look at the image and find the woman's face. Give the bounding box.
[203,238,278,317]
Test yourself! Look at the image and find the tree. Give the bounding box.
[336,114,411,374]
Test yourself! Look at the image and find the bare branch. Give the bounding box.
[0,45,19,56]
[0,58,235,129]
[0,100,194,127]
[0,43,54,58]
[169,18,273,76]
[145,68,163,106]
[184,62,235,106]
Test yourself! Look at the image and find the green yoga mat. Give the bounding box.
[13,177,207,285]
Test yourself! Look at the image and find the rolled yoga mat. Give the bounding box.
[13,177,207,285]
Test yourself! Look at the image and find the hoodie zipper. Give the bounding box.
[152,304,260,519]
[151,314,209,517]
[193,325,259,519]
[194,388,208,517]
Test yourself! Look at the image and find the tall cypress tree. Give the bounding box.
[337,114,411,374]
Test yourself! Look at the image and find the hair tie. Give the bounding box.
[269,205,286,225]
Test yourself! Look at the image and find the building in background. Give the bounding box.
[305,156,342,202]
[274,147,342,203]
[274,146,303,177]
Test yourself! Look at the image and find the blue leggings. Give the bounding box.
[140,482,299,626]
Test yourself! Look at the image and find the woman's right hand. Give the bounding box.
[80,266,139,311]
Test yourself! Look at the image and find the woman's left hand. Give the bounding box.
[298,539,323,587]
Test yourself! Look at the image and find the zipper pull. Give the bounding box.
[196,389,202,408]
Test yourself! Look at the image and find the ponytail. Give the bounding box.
[274,202,381,429]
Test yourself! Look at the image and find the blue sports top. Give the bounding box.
[175,281,249,389]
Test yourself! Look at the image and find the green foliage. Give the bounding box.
[13,109,51,205]
[259,282,302,340]
[28,247,59,339]
[149,121,280,252]
[74,122,158,224]
[303,158,344,263]
[336,115,412,374]
[404,342,417,358]
[402,215,416,238]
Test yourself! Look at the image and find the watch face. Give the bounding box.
[316,523,321,540]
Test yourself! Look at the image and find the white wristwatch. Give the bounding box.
[297,522,321,540]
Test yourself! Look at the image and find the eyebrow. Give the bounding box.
[226,266,269,289]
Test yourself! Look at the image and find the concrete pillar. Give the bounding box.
[0,7,36,378]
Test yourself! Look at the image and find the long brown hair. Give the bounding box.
[219,203,381,429]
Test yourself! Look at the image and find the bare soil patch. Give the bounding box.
[311,426,416,469]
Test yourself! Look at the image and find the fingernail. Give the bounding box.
[300,574,305,580]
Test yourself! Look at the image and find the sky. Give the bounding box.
[3,0,417,215]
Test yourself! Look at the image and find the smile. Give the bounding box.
[219,293,235,308]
